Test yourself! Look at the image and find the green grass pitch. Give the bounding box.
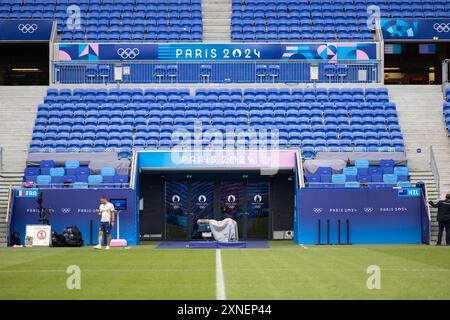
[0,242,449,300]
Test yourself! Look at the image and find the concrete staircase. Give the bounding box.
[202,0,231,42]
[0,86,47,172]
[409,171,440,244]
[388,85,450,198]
[0,86,46,247]
[0,173,23,247]
[388,85,449,244]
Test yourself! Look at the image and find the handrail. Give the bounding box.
[296,149,305,189]
[0,147,3,172]
[421,181,432,244]
[5,184,12,225]
[442,59,449,97]
[24,183,130,188]
[129,149,138,190]
[430,145,441,198]
[306,182,412,187]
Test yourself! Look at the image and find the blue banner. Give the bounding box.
[381,18,450,40]
[58,42,377,62]
[296,188,427,245]
[11,189,138,245]
[0,19,53,41]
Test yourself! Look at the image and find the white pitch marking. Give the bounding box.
[216,249,226,300]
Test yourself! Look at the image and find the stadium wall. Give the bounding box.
[10,188,138,246]
[295,188,429,245]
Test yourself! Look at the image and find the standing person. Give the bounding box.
[94,196,115,250]
[429,194,450,246]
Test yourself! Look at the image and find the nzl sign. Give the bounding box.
[398,188,422,198]
[16,188,39,198]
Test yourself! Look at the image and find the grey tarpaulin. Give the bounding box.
[208,218,239,242]
[303,159,348,174]
[26,152,130,175]
[89,159,131,175]
[314,152,407,166]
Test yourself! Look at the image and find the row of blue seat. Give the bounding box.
[46,87,388,97]
[23,160,129,188]
[29,87,404,158]
[305,162,410,188]
[24,174,130,189]
[0,0,203,41]
[231,0,449,41]
[24,163,117,177]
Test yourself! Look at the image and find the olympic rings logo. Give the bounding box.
[433,23,450,33]
[117,48,140,59]
[18,23,38,33]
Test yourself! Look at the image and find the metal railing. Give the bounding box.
[296,149,305,189]
[129,149,138,190]
[5,185,12,226]
[430,145,441,197]
[442,59,450,97]
[26,183,130,189]
[305,182,412,188]
[0,147,3,172]
[53,59,382,84]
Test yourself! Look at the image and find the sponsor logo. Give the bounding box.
[433,23,450,33]
[117,48,140,59]
[253,194,262,203]
[18,23,38,33]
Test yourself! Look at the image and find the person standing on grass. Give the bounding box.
[429,194,450,246]
[94,195,115,250]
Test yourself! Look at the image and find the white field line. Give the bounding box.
[216,249,226,300]
[0,268,449,274]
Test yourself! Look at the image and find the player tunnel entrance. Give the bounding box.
[138,169,295,241]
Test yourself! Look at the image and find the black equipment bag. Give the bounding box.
[63,225,84,247]
[10,231,21,246]
[51,231,66,247]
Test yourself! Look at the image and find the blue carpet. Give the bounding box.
[156,241,269,249]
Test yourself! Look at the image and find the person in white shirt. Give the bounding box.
[94,196,115,250]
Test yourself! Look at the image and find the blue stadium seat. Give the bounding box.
[88,175,103,187]
[100,167,116,176]
[36,175,52,187]
[73,182,89,189]
[65,160,80,175]
[383,174,398,185]
[24,167,40,176]
[40,160,55,175]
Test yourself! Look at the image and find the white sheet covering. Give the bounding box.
[208,218,239,242]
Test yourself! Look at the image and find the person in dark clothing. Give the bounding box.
[429,194,450,245]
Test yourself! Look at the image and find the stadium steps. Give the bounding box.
[388,85,450,198]
[0,86,47,173]
[202,0,231,41]
[409,171,440,244]
[0,172,23,247]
